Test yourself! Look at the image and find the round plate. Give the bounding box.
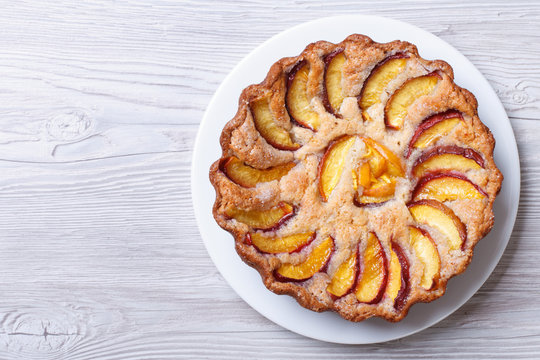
[191,15,520,344]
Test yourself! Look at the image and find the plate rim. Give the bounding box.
[191,14,520,344]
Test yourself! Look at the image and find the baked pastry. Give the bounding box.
[209,34,503,322]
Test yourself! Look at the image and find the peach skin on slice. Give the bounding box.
[286,60,321,131]
[390,242,410,311]
[327,251,358,298]
[355,233,388,304]
[354,194,392,208]
[323,50,346,117]
[220,156,295,188]
[412,171,487,202]
[225,202,294,231]
[250,96,300,150]
[275,237,334,281]
[384,71,441,130]
[359,54,409,114]
[408,199,467,251]
[409,226,440,290]
[407,110,463,157]
[319,135,356,201]
[247,231,316,254]
[412,145,484,178]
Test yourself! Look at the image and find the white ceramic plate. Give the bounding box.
[191,15,520,344]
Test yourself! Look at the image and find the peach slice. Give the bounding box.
[327,251,358,298]
[225,202,294,231]
[353,149,387,192]
[390,242,410,311]
[319,135,356,201]
[247,231,316,254]
[353,137,404,207]
[220,156,295,188]
[359,54,409,114]
[385,246,401,302]
[355,233,388,304]
[357,162,371,189]
[412,145,484,178]
[354,178,396,207]
[412,171,487,202]
[354,194,392,208]
[363,177,396,197]
[286,61,321,131]
[323,50,346,116]
[251,96,300,150]
[409,226,440,290]
[384,72,441,130]
[361,137,404,177]
[407,110,463,157]
[408,199,467,251]
[367,149,388,179]
[276,237,334,281]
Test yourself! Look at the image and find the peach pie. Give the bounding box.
[209,34,502,322]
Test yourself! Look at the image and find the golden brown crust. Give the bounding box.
[209,34,503,322]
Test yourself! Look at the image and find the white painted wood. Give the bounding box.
[0,0,538,358]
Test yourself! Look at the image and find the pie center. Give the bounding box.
[319,135,405,207]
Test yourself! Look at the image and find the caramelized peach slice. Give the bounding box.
[357,162,371,189]
[248,231,315,254]
[359,54,409,113]
[384,72,441,130]
[367,151,388,179]
[353,137,404,207]
[220,156,295,188]
[323,50,346,116]
[319,135,356,201]
[390,242,410,311]
[408,199,467,250]
[225,202,294,231]
[361,137,404,177]
[412,171,487,202]
[354,178,396,207]
[327,251,358,298]
[251,96,300,150]
[363,178,396,197]
[353,151,386,193]
[409,226,440,290]
[355,233,388,304]
[412,146,484,178]
[359,142,388,181]
[407,110,463,157]
[276,237,334,281]
[286,61,321,131]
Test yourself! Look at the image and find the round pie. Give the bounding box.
[209,34,503,322]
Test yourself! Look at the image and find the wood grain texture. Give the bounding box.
[0,0,538,358]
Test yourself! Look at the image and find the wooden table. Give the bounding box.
[0,1,537,358]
